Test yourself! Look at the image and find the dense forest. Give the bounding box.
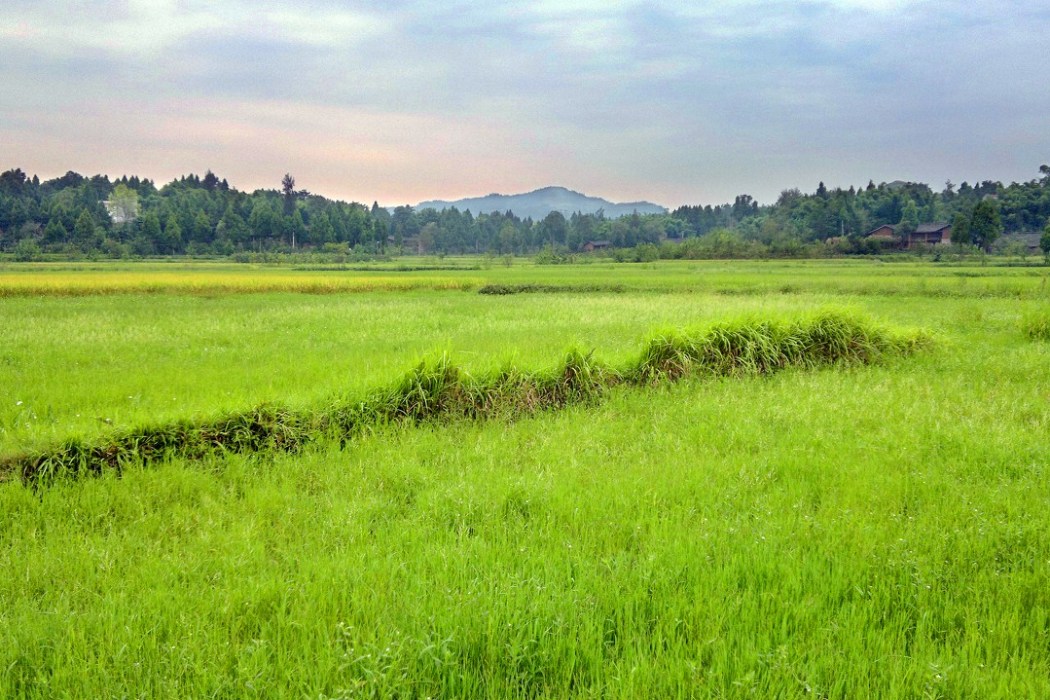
[2,166,1049,260]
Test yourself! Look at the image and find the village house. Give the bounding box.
[909,223,952,247]
[864,224,896,242]
[582,240,611,252]
[101,199,136,225]
[863,223,951,248]
[998,232,1043,255]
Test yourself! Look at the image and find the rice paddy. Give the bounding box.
[1,259,1049,697]
[2,258,1049,299]
[0,264,479,297]
[6,311,925,485]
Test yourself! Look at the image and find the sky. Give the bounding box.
[2,1,1049,208]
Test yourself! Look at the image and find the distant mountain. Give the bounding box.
[415,186,667,220]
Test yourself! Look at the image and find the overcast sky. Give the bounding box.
[2,1,1049,207]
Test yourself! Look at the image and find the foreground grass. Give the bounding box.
[2,356,1048,697]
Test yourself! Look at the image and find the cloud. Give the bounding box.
[262,9,387,47]
[2,1,1049,205]
[0,2,386,57]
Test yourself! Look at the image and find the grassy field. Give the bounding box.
[2,259,1049,697]
[2,257,1049,298]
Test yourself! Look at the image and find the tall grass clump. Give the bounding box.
[1021,309,1050,341]
[7,405,314,484]
[632,311,927,382]
[2,311,927,486]
[321,350,617,438]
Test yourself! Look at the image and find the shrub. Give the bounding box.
[12,238,41,262]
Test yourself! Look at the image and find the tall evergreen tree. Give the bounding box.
[160,213,182,254]
[73,210,100,251]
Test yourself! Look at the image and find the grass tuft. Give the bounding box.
[1021,310,1050,341]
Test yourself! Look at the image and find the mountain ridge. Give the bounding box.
[415,185,667,220]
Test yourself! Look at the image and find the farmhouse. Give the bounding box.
[909,223,951,247]
[864,224,896,241]
[101,199,136,225]
[582,240,611,252]
[998,232,1043,255]
[863,222,952,248]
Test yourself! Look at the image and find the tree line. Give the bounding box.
[2,166,1049,259]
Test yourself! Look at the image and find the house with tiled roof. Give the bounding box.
[864,222,951,248]
[909,223,952,246]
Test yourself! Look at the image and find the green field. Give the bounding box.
[2,260,1049,697]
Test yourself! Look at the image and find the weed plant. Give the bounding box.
[1021,309,1050,340]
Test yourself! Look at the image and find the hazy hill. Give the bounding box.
[415,186,667,220]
